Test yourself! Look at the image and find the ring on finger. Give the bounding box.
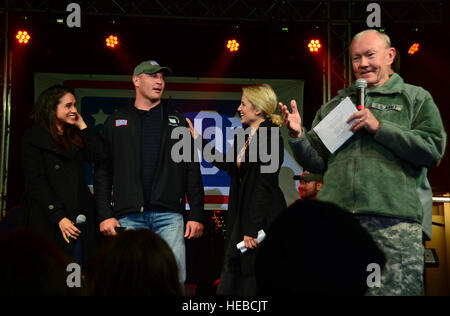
[359,118,364,122]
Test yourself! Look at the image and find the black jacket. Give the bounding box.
[20,123,108,259]
[209,120,287,295]
[94,103,204,224]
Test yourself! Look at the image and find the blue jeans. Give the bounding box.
[117,210,186,284]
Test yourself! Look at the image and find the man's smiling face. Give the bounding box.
[351,32,396,87]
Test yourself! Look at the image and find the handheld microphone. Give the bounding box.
[73,214,86,263]
[67,214,86,241]
[355,78,367,110]
[76,214,86,227]
[114,226,135,233]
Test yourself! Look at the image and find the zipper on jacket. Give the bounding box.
[352,159,357,213]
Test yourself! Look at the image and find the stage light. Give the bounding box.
[226,39,240,53]
[106,35,119,48]
[408,43,420,55]
[308,39,321,53]
[15,30,31,45]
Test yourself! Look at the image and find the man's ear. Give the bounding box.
[132,75,139,88]
[387,47,396,66]
[316,182,323,191]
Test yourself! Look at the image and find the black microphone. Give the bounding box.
[355,78,367,110]
[73,214,86,264]
[114,226,135,233]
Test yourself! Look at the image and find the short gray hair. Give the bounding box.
[352,29,392,48]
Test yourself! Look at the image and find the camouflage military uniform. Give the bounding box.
[357,215,424,296]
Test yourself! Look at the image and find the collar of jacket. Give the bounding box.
[259,119,277,129]
[29,123,80,159]
[128,101,166,114]
[337,73,405,97]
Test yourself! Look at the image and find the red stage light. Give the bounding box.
[408,43,420,55]
[106,35,119,48]
[226,39,240,53]
[16,30,31,45]
[308,39,321,53]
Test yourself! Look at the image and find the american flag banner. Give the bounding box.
[34,73,304,210]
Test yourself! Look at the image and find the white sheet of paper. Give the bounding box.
[236,230,266,253]
[313,97,357,154]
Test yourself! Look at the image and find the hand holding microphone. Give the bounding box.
[59,214,85,244]
[347,78,380,134]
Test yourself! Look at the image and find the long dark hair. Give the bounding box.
[32,85,83,152]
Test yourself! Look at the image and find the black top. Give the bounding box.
[135,104,166,211]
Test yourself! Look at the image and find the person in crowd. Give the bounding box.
[256,200,386,296]
[92,229,182,296]
[293,170,323,201]
[0,231,83,296]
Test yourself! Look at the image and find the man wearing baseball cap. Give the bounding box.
[94,60,205,288]
[293,170,323,201]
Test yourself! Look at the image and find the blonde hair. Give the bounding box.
[352,29,392,48]
[242,84,283,127]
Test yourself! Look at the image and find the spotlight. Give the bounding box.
[308,39,321,53]
[226,39,240,53]
[16,30,31,45]
[106,35,119,49]
[408,43,420,55]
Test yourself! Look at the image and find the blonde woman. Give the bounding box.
[187,84,287,295]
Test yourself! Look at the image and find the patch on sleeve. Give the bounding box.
[115,119,128,127]
[168,115,180,126]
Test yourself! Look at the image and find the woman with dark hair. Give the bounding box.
[20,84,108,264]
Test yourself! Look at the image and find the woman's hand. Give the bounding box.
[185,117,199,139]
[58,218,81,243]
[244,235,259,250]
[73,113,88,131]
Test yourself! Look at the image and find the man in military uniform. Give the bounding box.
[280,29,447,295]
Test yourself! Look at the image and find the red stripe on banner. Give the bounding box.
[63,80,244,92]
[186,196,229,204]
[205,195,229,204]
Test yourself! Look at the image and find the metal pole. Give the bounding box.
[347,2,352,88]
[322,58,326,105]
[1,0,10,217]
[326,1,331,102]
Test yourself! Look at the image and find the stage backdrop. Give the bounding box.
[34,73,305,210]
